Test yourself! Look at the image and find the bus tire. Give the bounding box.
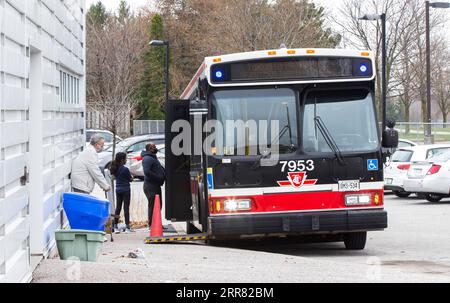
[393,191,411,198]
[344,232,367,250]
[425,194,443,203]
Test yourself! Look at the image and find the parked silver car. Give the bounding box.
[98,134,165,172]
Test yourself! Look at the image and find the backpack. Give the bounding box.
[157,163,166,186]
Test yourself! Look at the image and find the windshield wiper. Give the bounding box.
[284,102,294,150]
[314,116,346,166]
[253,103,296,168]
[252,126,287,168]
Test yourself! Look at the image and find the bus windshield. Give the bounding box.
[303,89,379,153]
[211,88,298,155]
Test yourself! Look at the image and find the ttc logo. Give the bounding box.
[277,172,318,188]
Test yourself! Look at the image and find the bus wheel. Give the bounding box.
[425,194,443,203]
[344,232,367,250]
[393,191,410,198]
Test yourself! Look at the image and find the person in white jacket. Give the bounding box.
[71,134,111,194]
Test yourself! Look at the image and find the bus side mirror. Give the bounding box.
[382,118,399,149]
[190,98,208,116]
[382,128,399,149]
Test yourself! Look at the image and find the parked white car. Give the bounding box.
[129,144,165,179]
[97,134,165,173]
[86,129,123,150]
[384,144,450,197]
[398,139,418,148]
[403,149,450,202]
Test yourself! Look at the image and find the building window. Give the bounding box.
[60,70,80,104]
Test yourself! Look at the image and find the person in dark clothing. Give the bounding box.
[142,143,166,229]
[110,152,134,233]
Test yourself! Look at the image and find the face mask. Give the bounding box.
[95,144,104,153]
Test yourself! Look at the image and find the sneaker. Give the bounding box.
[113,225,121,234]
[125,228,135,233]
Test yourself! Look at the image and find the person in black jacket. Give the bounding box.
[110,152,134,233]
[142,143,166,229]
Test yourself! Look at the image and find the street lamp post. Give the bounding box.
[359,13,387,132]
[149,40,170,107]
[425,1,450,143]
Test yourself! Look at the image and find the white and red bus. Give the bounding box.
[164,47,397,250]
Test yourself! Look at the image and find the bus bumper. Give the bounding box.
[208,209,387,238]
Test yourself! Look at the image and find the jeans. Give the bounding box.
[114,191,131,227]
[144,183,162,227]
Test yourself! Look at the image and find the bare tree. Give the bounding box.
[334,0,448,124]
[433,43,450,126]
[87,12,149,145]
[334,0,418,119]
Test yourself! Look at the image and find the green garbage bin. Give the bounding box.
[55,230,104,262]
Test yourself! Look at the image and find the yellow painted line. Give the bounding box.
[145,234,208,244]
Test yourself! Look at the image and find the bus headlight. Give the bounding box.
[345,194,372,206]
[224,199,252,212]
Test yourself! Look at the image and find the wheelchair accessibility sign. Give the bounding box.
[367,159,379,171]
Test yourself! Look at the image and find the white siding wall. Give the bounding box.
[0,0,86,283]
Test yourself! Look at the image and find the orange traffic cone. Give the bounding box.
[150,195,163,237]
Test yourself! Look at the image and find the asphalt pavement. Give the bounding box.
[32,194,450,283]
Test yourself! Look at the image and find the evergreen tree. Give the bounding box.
[87,1,107,27]
[118,0,131,23]
[139,14,166,119]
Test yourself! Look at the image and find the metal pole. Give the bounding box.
[426,1,432,140]
[381,13,387,131]
[165,42,170,107]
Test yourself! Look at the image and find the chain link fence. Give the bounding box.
[132,120,450,143]
[133,120,165,136]
[396,122,450,143]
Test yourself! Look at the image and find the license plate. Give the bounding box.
[412,168,423,177]
[385,178,393,185]
[339,180,360,192]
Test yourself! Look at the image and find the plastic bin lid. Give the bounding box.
[55,230,105,242]
[55,229,105,235]
[63,192,109,204]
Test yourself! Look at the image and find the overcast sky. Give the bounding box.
[85,0,449,44]
[85,0,336,13]
[85,0,151,11]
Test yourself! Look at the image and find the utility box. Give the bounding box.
[55,230,104,262]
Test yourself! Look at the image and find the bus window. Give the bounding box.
[303,89,379,153]
[211,88,298,156]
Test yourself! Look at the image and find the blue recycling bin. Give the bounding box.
[63,193,110,232]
